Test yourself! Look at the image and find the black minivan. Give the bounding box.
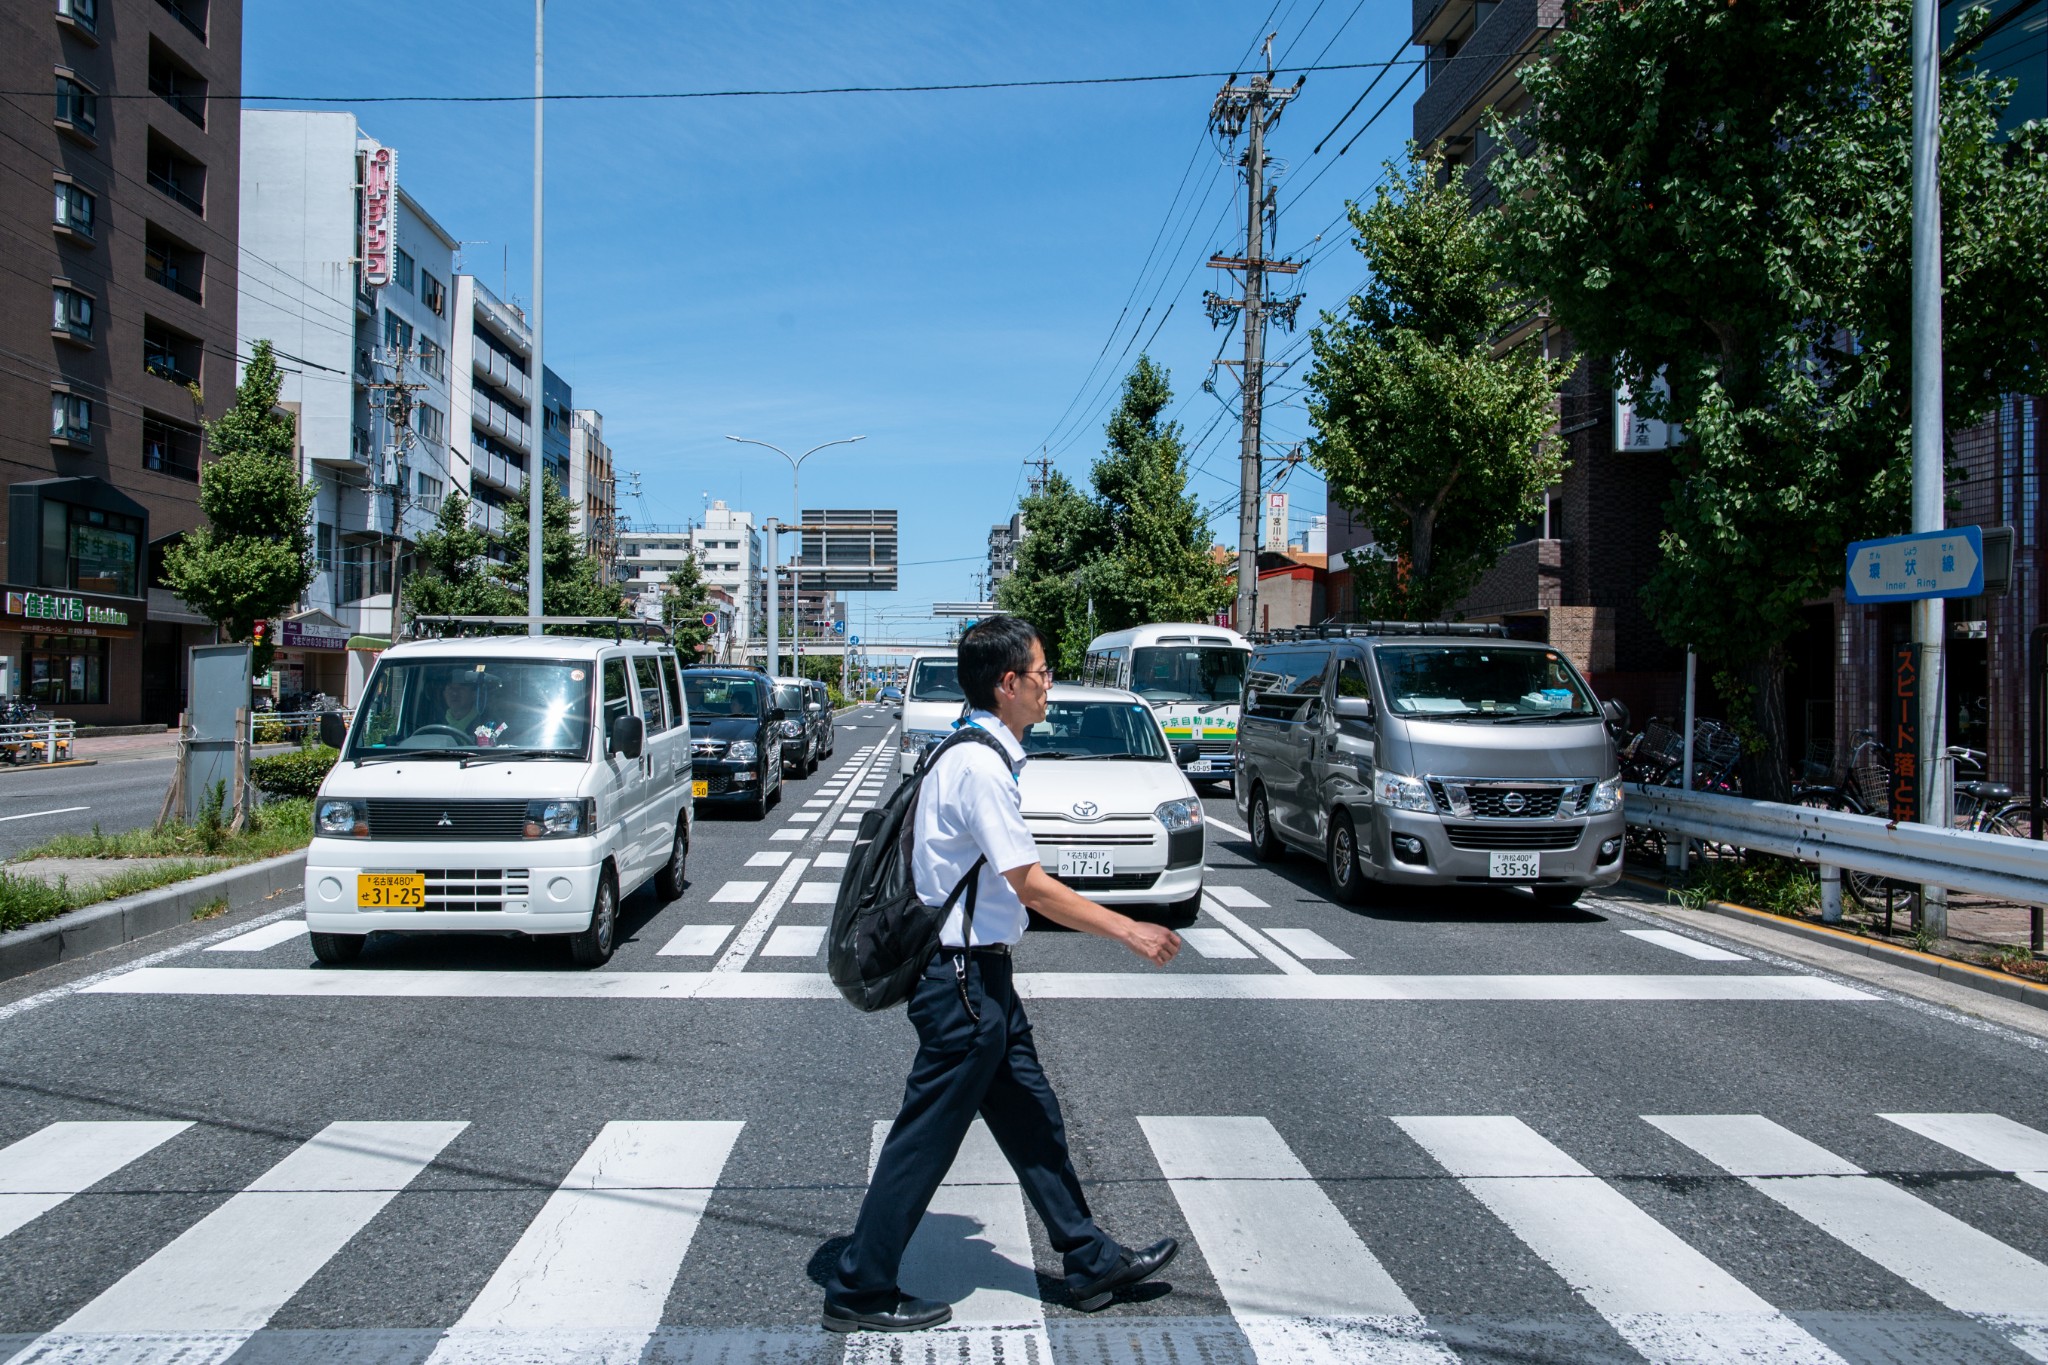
[681,667,784,819]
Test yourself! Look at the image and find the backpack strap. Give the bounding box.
[920,722,1014,1026]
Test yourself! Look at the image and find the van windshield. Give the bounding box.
[774,683,805,712]
[1373,646,1598,721]
[351,659,591,756]
[909,660,963,702]
[1023,700,1169,761]
[686,674,764,718]
[1129,646,1249,704]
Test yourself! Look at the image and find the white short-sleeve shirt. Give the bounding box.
[912,711,1038,948]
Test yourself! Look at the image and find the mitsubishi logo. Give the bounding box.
[1071,801,1099,820]
[436,811,455,828]
[1501,792,1527,814]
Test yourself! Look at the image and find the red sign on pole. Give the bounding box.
[1892,644,1918,823]
[361,144,396,288]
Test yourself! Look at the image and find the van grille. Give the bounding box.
[422,868,530,912]
[367,799,529,841]
[1063,872,1161,892]
[1430,781,1584,820]
[691,738,727,760]
[1444,824,1582,852]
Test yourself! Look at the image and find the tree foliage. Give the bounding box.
[1304,149,1569,621]
[660,552,715,656]
[1488,0,2048,796]
[401,476,624,632]
[995,470,1103,676]
[161,341,317,669]
[403,490,515,619]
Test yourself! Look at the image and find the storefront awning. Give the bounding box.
[346,635,391,651]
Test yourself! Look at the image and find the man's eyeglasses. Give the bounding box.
[1012,667,1055,685]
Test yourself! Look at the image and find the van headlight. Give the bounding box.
[316,798,367,838]
[1586,775,1624,814]
[901,728,947,754]
[780,719,803,738]
[1154,798,1203,833]
[524,798,593,838]
[1374,772,1434,812]
[726,740,759,763]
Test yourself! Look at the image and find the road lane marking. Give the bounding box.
[1207,816,1252,840]
[746,851,791,868]
[0,1121,192,1241]
[1181,928,1257,960]
[761,925,825,956]
[793,882,838,904]
[708,881,766,904]
[1266,928,1351,960]
[0,899,307,1024]
[1880,1113,2048,1194]
[801,731,895,851]
[85,969,1874,1002]
[203,920,308,953]
[769,829,805,841]
[815,851,849,868]
[1139,1116,1455,1364]
[1647,1114,2048,1361]
[0,805,89,824]
[17,1122,463,1362]
[425,1121,741,1365]
[1396,1116,1845,1365]
[1623,929,1749,962]
[1206,885,1269,909]
[656,924,734,957]
[1201,897,1312,976]
[712,859,810,973]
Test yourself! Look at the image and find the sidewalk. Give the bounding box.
[72,730,180,763]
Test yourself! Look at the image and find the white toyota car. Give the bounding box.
[1018,684,1206,919]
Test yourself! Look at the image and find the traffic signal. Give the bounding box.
[252,620,268,647]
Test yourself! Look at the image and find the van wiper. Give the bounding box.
[350,750,464,766]
[1488,713,1594,724]
[1027,750,1081,760]
[460,747,583,767]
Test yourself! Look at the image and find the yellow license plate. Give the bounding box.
[692,780,708,798]
[357,873,425,908]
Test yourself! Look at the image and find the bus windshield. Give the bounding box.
[351,659,591,756]
[1128,646,1250,705]
[909,659,964,702]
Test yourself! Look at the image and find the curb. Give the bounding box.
[0,850,306,984]
[0,759,97,772]
[1623,874,2048,1012]
[73,723,174,739]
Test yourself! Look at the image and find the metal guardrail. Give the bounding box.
[0,716,76,764]
[250,709,350,745]
[1626,783,2048,907]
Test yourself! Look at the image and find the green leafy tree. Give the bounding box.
[1081,357,1234,632]
[402,489,517,622]
[490,476,628,625]
[1304,149,1569,621]
[660,552,715,656]
[162,340,317,670]
[994,470,1106,675]
[1487,0,2048,797]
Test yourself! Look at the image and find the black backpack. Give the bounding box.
[828,724,1015,1012]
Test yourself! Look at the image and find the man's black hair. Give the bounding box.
[959,616,1045,711]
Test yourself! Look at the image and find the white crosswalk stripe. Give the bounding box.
[0,1122,192,1242]
[1622,929,1749,962]
[1206,885,1269,909]
[1648,1113,2048,1362]
[1880,1111,2048,1193]
[426,1121,741,1364]
[761,925,825,956]
[204,921,308,953]
[7,1121,463,1364]
[1139,1115,1455,1364]
[1181,927,1257,959]
[1264,928,1351,960]
[746,851,791,867]
[793,882,838,904]
[1395,1116,1845,1365]
[709,881,767,903]
[657,923,734,956]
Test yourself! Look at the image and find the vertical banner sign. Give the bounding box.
[1892,644,1919,823]
[1264,491,1289,550]
[361,143,397,288]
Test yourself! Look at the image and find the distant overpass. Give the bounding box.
[734,638,953,660]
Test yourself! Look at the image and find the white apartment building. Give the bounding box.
[618,500,759,645]
[445,274,535,547]
[238,110,458,660]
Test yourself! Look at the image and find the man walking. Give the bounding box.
[823,616,1184,1332]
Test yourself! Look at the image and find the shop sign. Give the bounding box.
[5,589,130,628]
[361,142,397,288]
[279,619,350,651]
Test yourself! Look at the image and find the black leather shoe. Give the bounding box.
[1070,1237,1179,1311]
[821,1293,953,1333]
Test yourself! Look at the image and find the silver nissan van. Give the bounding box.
[1233,624,1626,907]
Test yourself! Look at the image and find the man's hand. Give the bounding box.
[1004,863,1182,968]
[1122,920,1181,966]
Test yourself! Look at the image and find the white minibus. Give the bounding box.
[1079,624,1251,787]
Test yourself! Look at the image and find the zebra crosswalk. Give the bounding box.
[5,1109,2048,1362]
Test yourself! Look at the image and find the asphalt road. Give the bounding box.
[3,703,2047,1363]
[0,754,175,859]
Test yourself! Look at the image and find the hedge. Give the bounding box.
[251,744,339,798]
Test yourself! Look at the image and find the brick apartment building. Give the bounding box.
[0,0,240,725]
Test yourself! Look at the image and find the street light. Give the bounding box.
[725,434,865,677]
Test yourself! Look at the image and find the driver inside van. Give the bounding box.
[430,669,509,746]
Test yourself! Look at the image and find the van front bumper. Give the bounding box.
[1360,806,1626,889]
[304,836,607,935]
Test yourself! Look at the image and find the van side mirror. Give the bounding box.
[1174,741,1201,768]
[609,713,644,760]
[1333,695,1375,725]
[319,712,348,750]
[1243,689,1261,712]
[1601,698,1631,735]
[808,701,823,714]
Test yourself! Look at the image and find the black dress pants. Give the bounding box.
[828,950,1122,1305]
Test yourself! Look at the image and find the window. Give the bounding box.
[153,0,207,42]
[142,413,202,480]
[602,657,634,735]
[634,655,670,732]
[393,248,415,292]
[419,271,445,315]
[316,522,335,574]
[416,336,444,378]
[56,0,98,33]
[1244,649,1330,720]
[147,136,205,214]
[26,635,109,706]
[51,285,93,341]
[143,319,201,387]
[664,655,686,726]
[50,392,91,443]
[39,500,139,594]
[147,43,205,128]
[383,310,412,353]
[55,74,96,137]
[144,228,203,301]
[53,180,94,238]
[413,401,443,445]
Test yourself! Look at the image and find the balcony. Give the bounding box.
[1412,0,1557,148]
[471,391,531,454]
[144,233,203,303]
[473,499,507,536]
[472,344,531,405]
[468,442,521,494]
[314,424,374,471]
[146,137,205,216]
[153,0,207,42]
[148,50,206,129]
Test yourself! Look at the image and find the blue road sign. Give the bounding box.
[1846,526,1984,603]
[701,612,719,628]
[850,635,860,645]
[833,620,845,634]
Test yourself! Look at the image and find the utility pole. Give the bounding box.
[1206,35,1303,636]
[765,517,779,677]
[364,348,427,639]
[1026,448,1053,496]
[1909,0,1948,936]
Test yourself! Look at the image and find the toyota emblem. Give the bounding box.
[1501,792,1527,814]
[1071,801,1099,820]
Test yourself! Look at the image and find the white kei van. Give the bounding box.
[305,634,693,967]
[895,653,965,776]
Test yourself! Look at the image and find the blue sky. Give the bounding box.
[245,1,1418,639]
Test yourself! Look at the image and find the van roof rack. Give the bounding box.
[406,615,670,644]
[1250,621,1510,643]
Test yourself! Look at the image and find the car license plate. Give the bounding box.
[1057,848,1115,879]
[692,780,708,798]
[1187,758,1211,773]
[1488,852,1541,880]
[357,873,425,908]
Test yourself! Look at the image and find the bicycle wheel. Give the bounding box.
[1980,807,2032,840]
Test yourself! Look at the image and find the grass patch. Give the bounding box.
[1669,853,1821,918]
[191,896,230,921]
[15,798,311,863]
[0,860,229,934]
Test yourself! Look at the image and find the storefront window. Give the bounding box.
[39,500,140,596]
[26,635,109,705]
